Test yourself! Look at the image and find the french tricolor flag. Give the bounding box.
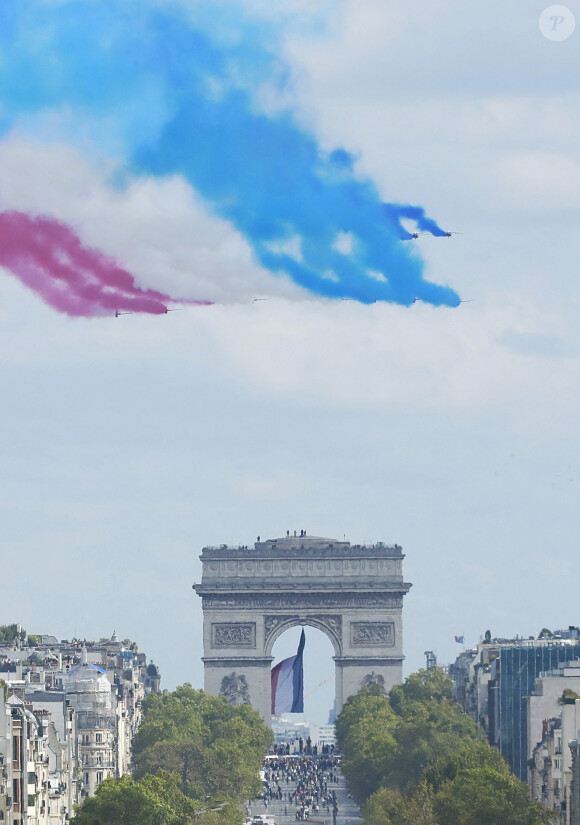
[271,629,305,714]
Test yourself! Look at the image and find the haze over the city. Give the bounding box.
[2,0,580,728]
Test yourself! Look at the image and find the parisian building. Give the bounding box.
[0,630,161,824]
[450,627,580,825]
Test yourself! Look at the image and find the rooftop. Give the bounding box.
[201,533,403,557]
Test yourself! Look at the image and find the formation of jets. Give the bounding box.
[405,231,462,240]
[115,307,183,317]
[413,297,474,304]
[115,300,273,317]
[115,232,467,316]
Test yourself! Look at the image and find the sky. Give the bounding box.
[2,0,580,725]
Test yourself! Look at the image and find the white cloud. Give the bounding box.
[367,269,387,282]
[494,151,580,211]
[284,0,580,104]
[193,294,580,417]
[264,234,304,262]
[0,138,307,305]
[332,231,354,255]
[3,260,579,429]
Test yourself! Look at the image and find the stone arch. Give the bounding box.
[193,534,411,722]
[264,615,342,658]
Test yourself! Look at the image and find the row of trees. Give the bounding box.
[336,669,556,825]
[71,684,273,825]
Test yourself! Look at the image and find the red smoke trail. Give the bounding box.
[0,211,211,317]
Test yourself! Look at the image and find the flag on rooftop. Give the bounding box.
[271,630,305,714]
[454,635,465,644]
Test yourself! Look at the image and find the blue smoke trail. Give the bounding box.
[0,0,459,307]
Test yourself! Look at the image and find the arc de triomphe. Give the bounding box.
[193,533,412,721]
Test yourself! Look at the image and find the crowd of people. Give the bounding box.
[270,737,336,758]
[260,749,342,823]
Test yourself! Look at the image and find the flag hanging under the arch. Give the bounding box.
[271,629,305,714]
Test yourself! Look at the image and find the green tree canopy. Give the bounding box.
[71,769,248,825]
[0,624,26,644]
[363,764,556,825]
[73,685,272,825]
[71,774,187,825]
[336,686,399,802]
[559,688,579,705]
[433,765,557,825]
[337,669,481,802]
[388,697,482,790]
[338,670,558,825]
[388,667,454,716]
[132,684,272,802]
[423,740,507,792]
[363,783,436,825]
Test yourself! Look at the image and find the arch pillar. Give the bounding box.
[193,535,411,722]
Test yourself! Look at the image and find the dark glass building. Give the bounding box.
[488,643,580,780]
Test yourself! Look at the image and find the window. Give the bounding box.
[84,773,89,786]
[12,737,20,765]
[96,772,103,784]
[96,754,102,766]
[95,734,102,743]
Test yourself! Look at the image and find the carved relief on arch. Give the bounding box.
[220,672,251,705]
[264,615,300,650]
[309,615,342,647]
[350,621,395,647]
[361,672,385,693]
[212,622,256,648]
[264,614,342,655]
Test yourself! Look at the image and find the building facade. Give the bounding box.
[450,628,580,825]
[0,632,160,823]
